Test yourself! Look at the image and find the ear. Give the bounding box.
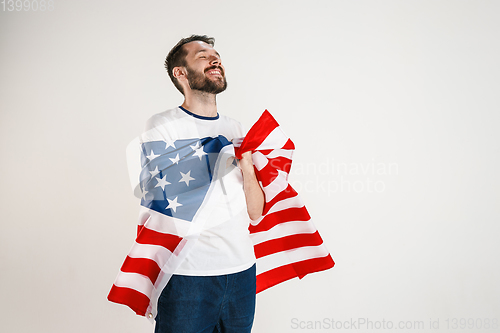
[173,66,187,81]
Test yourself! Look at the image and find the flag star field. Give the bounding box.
[139,136,233,222]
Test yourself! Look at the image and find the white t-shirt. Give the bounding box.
[142,106,256,276]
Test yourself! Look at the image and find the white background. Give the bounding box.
[1,1,499,332]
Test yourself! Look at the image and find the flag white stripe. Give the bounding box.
[250,220,318,245]
[256,127,289,150]
[128,243,173,268]
[142,210,192,237]
[251,150,294,172]
[251,195,304,225]
[255,244,330,275]
[265,194,304,214]
[114,271,154,297]
[252,151,268,171]
[262,170,289,202]
[264,149,293,159]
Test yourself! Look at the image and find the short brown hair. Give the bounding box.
[165,35,215,94]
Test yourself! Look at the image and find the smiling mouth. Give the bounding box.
[206,67,223,76]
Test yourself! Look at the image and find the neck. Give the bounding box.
[181,90,218,118]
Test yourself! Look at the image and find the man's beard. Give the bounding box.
[186,65,227,94]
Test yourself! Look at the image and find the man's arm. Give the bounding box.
[239,151,265,220]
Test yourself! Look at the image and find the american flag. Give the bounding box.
[108,110,334,319]
[234,110,334,293]
[108,134,237,319]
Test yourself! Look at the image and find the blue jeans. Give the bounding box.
[154,264,256,333]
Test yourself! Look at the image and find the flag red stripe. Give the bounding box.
[255,167,278,188]
[267,156,292,174]
[135,227,183,253]
[293,255,335,278]
[250,206,310,234]
[253,231,324,259]
[120,256,161,284]
[281,138,295,150]
[137,225,144,236]
[256,156,292,187]
[107,285,150,316]
[256,255,335,293]
[234,110,278,158]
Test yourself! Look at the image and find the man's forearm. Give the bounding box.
[240,151,265,220]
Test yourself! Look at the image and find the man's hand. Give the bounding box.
[239,151,265,221]
[239,151,255,174]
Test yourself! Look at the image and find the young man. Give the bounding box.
[150,35,264,332]
[108,35,335,332]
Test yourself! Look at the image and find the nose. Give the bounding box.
[210,55,221,66]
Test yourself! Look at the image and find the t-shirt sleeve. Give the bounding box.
[225,117,246,140]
